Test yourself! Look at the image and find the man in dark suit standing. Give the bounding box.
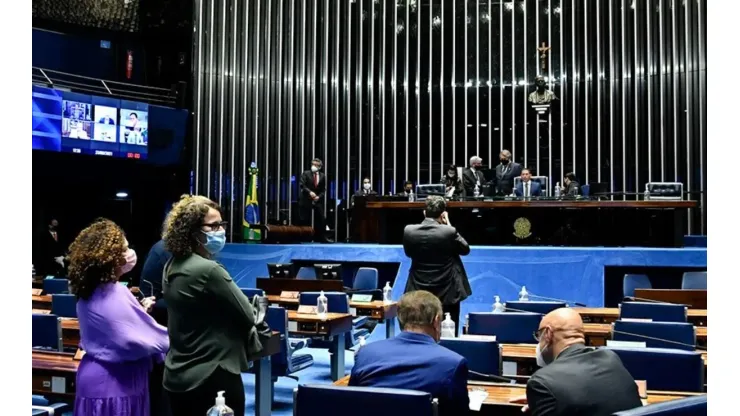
[462,155,487,196]
[34,218,66,276]
[402,196,471,334]
[350,290,469,415]
[515,308,642,415]
[299,158,330,243]
[492,149,522,195]
[514,168,543,197]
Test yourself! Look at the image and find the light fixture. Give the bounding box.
[116,192,129,198]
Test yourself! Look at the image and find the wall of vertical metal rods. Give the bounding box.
[192,0,707,242]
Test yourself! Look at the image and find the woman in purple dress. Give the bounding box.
[68,219,169,416]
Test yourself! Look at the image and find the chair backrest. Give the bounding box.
[619,302,687,323]
[623,274,652,298]
[32,314,62,352]
[42,278,69,295]
[604,347,705,393]
[504,301,566,315]
[353,268,379,291]
[240,288,265,300]
[299,292,349,313]
[439,338,502,379]
[468,312,542,344]
[294,384,437,416]
[645,182,684,200]
[681,271,706,290]
[51,294,77,318]
[513,176,550,196]
[612,321,696,351]
[265,306,289,374]
[611,394,707,415]
[296,267,317,280]
[581,184,591,197]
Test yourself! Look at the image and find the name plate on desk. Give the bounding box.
[607,340,647,348]
[620,318,653,323]
[280,291,300,300]
[460,334,497,342]
[297,305,317,314]
[31,288,42,296]
[351,294,373,303]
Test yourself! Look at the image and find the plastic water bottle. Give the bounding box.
[473,183,480,198]
[519,286,529,301]
[441,313,456,338]
[382,282,393,304]
[317,291,328,321]
[644,184,651,201]
[554,182,561,198]
[206,391,234,416]
[408,189,415,202]
[492,295,505,313]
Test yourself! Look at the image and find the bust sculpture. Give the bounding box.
[528,75,557,105]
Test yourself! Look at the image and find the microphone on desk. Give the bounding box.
[608,328,706,352]
[468,370,518,385]
[622,296,691,308]
[528,294,587,307]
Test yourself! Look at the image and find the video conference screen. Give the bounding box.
[33,85,151,159]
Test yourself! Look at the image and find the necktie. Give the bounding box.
[314,173,318,188]
[526,183,530,197]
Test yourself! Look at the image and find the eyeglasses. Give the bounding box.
[202,221,228,231]
[533,327,547,342]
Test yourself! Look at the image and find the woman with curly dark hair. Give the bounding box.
[68,219,169,416]
[161,195,258,416]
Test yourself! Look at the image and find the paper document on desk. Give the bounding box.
[469,389,488,411]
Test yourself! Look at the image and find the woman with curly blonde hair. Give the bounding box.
[161,195,258,416]
[69,219,169,416]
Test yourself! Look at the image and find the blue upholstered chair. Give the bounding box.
[32,314,62,352]
[293,384,438,416]
[467,312,542,344]
[264,306,313,382]
[681,271,707,290]
[581,184,590,197]
[604,347,705,392]
[296,267,317,280]
[353,268,379,291]
[240,288,265,300]
[504,301,566,315]
[623,274,652,299]
[50,294,77,318]
[299,292,369,349]
[612,321,696,351]
[612,394,707,415]
[439,338,502,381]
[619,302,688,323]
[42,278,69,295]
[32,395,69,415]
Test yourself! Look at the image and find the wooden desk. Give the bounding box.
[286,311,352,381]
[352,199,696,246]
[268,295,399,338]
[333,376,700,415]
[32,294,52,310]
[634,289,707,310]
[575,307,708,327]
[583,323,707,348]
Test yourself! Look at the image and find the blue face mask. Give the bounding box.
[200,230,226,254]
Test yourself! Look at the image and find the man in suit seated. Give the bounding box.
[349,290,469,415]
[514,168,542,197]
[514,308,642,415]
[352,177,377,206]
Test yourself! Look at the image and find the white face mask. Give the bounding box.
[311,166,319,173]
[536,341,552,367]
[448,172,455,178]
[363,183,371,191]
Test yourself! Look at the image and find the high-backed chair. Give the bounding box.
[467,312,542,344]
[42,278,69,295]
[604,347,705,392]
[619,302,688,323]
[504,301,566,315]
[513,176,550,197]
[240,288,265,300]
[612,321,696,351]
[264,306,313,381]
[581,184,591,197]
[296,267,317,280]
[32,314,62,352]
[439,338,502,381]
[623,274,652,298]
[50,294,77,318]
[294,384,438,416]
[681,271,706,290]
[612,394,707,415]
[299,292,369,349]
[353,268,379,291]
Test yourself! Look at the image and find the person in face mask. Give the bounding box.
[349,290,469,415]
[400,180,415,196]
[352,177,378,206]
[493,149,522,195]
[161,195,259,416]
[439,164,465,199]
[462,155,488,196]
[68,219,169,416]
[299,158,331,243]
[513,308,641,416]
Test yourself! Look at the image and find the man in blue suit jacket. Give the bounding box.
[349,290,469,415]
[514,168,543,197]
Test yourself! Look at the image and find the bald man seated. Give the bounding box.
[525,308,642,416]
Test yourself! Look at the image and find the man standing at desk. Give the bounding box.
[402,196,471,334]
[299,158,330,243]
[462,156,487,196]
[492,149,522,195]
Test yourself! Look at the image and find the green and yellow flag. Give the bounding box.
[243,162,261,242]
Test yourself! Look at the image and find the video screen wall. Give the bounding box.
[33,85,150,159]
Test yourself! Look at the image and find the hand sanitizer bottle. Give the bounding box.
[493,295,504,313]
[441,313,456,338]
[519,286,529,301]
[382,282,393,304]
[317,291,328,321]
[206,391,234,416]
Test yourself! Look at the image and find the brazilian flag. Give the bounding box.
[243,162,261,243]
